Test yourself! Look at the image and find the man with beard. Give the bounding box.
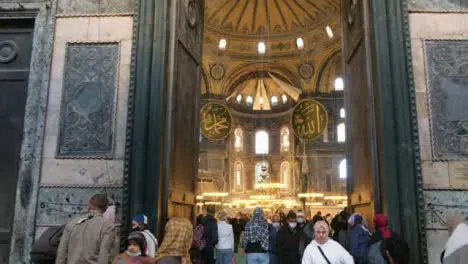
[132,214,158,258]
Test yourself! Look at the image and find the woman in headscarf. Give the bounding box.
[242,207,270,264]
[441,214,468,264]
[156,218,193,264]
[369,214,396,245]
[301,221,354,264]
[348,213,370,264]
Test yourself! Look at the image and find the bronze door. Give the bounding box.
[0,19,34,263]
[164,0,203,221]
[341,0,380,226]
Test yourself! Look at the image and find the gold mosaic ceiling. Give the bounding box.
[205,0,340,39]
[204,0,340,58]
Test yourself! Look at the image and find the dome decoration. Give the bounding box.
[226,72,302,111]
[205,0,339,39]
[203,0,340,58]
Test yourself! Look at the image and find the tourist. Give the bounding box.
[441,215,468,264]
[301,221,353,264]
[366,236,409,264]
[155,218,194,264]
[269,214,281,264]
[276,211,301,264]
[348,213,370,263]
[132,214,158,258]
[297,211,314,261]
[112,232,154,264]
[56,194,117,264]
[243,207,269,264]
[216,212,234,264]
[202,205,218,264]
[231,212,245,253]
[369,214,396,246]
[330,210,348,247]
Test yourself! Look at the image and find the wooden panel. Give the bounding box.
[0,19,34,263]
[341,0,377,222]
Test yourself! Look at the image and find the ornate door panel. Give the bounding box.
[165,0,203,220]
[0,19,34,263]
[342,0,379,226]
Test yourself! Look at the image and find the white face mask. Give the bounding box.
[289,222,297,229]
[272,223,280,229]
[297,218,304,223]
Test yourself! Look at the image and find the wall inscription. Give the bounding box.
[425,40,468,160]
[57,43,118,158]
[449,162,468,187]
[200,103,232,141]
[291,99,328,141]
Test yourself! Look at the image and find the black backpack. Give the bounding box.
[30,225,65,264]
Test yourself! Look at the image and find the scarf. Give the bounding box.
[348,213,370,233]
[373,214,391,239]
[155,218,193,264]
[243,207,269,251]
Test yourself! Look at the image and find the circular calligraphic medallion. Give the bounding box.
[200,103,232,141]
[291,99,328,141]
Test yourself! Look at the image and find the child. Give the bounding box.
[113,232,155,264]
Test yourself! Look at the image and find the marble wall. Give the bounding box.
[36,15,132,236]
[409,8,468,264]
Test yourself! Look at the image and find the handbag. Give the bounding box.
[317,246,331,264]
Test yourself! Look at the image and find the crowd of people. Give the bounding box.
[33,194,468,264]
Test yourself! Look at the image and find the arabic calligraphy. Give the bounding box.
[292,99,328,140]
[200,103,232,141]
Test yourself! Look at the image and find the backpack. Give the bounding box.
[30,225,65,263]
[194,224,206,250]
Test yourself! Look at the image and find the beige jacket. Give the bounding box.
[55,213,117,264]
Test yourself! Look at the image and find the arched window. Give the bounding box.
[339,159,347,179]
[233,161,243,192]
[334,77,344,91]
[340,108,346,118]
[337,122,345,142]
[281,161,290,186]
[323,125,329,142]
[280,127,290,152]
[234,128,243,152]
[255,130,269,154]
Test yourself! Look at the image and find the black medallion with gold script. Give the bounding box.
[200,102,232,141]
[291,99,328,141]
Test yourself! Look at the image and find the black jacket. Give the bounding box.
[202,215,218,249]
[276,225,301,264]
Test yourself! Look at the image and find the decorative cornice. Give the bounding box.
[55,12,133,18]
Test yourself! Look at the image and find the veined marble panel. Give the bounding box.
[57,0,134,14]
[409,0,468,11]
[425,40,468,160]
[424,190,468,230]
[36,186,122,226]
[57,43,119,158]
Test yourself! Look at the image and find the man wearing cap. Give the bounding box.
[132,214,158,258]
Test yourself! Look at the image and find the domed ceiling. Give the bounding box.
[204,0,340,58]
[205,0,339,39]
